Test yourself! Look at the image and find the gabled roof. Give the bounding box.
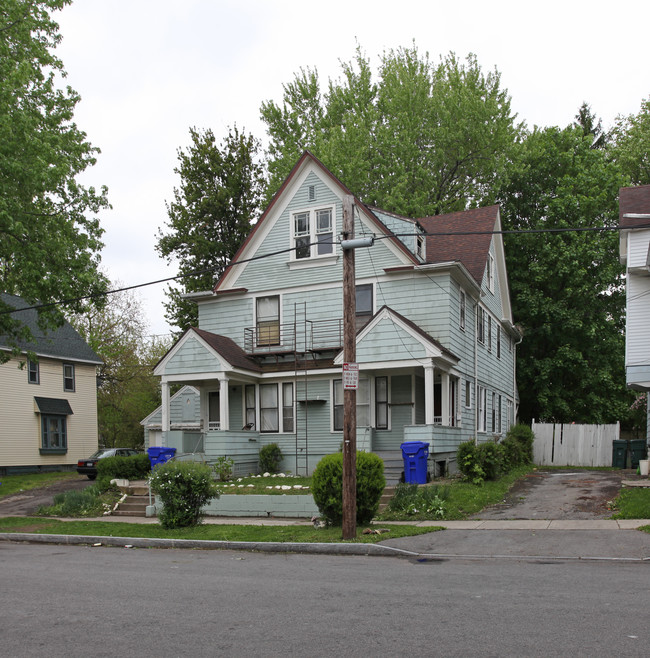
[620,185,650,228]
[214,151,417,292]
[418,205,499,285]
[191,328,262,372]
[0,293,102,365]
[154,327,262,376]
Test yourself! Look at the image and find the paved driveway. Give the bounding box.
[472,469,634,520]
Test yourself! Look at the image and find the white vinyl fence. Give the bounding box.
[532,421,619,467]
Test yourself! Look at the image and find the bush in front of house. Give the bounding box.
[476,441,503,480]
[506,424,535,463]
[311,451,386,526]
[259,443,283,473]
[97,453,151,480]
[457,440,486,484]
[149,461,220,529]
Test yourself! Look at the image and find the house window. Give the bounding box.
[477,307,485,344]
[356,284,373,316]
[491,392,496,433]
[333,378,370,430]
[28,359,39,385]
[256,296,280,346]
[375,377,388,430]
[41,415,67,452]
[497,326,501,359]
[208,391,220,430]
[245,385,256,429]
[498,394,502,433]
[477,386,487,433]
[449,377,459,427]
[487,253,495,292]
[282,382,294,433]
[416,234,425,259]
[260,384,279,432]
[465,380,472,408]
[459,290,466,331]
[293,207,334,259]
[488,316,492,352]
[63,363,75,392]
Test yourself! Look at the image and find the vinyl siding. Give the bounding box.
[626,274,650,367]
[0,355,98,467]
[627,229,650,269]
[165,335,225,375]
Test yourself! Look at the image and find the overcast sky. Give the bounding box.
[55,0,650,336]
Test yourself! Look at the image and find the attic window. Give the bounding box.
[309,185,316,201]
[416,234,425,259]
[487,254,495,292]
[292,206,334,260]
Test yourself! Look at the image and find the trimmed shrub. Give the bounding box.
[457,440,485,484]
[476,442,504,480]
[97,453,151,480]
[259,443,283,474]
[149,461,220,529]
[506,424,535,463]
[311,451,385,526]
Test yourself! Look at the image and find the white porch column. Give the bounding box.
[161,381,170,445]
[441,372,450,426]
[424,364,435,425]
[219,376,229,431]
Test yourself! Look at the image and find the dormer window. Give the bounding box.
[292,206,334,260]
[416,234,425,259]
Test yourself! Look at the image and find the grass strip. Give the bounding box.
[379,465,535,521]
[610,488,650,520]
[0,516,440,544]
[0,472,79,499]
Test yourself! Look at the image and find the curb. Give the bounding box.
[0,532,419,557]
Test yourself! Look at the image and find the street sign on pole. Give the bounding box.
[343,362,359,390]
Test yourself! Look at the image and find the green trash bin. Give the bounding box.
[629,440,648,469]
[612,440,627,469]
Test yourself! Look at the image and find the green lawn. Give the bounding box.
[217,474,312,494]
[0,516,440,543]
[0,472,78,498]
[611,488,650,520]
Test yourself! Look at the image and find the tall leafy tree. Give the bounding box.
[0,0,109,353]
[611,97,650,185]
[497,125,631,424]
[261,45,520,216]
[156,126,265,331]
[70,285,171,449]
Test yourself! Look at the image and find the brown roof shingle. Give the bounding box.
[192,328,262,372]
[418,205,499,284]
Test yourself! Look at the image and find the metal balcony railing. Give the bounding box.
[244,318,344,355]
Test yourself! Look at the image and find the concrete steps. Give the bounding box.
[377,485,396,513]
[375,451,403,486]
[112,494,149,517]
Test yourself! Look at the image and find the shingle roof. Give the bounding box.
[620,185,650,228]
[0,293,102,364]
[418,205,499,284]
[192,328,262,372]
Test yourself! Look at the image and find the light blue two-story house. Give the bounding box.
[153,152,520,476]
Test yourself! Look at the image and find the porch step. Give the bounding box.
[112,495,149,517]
[377,485,397,513]
[375,451,403,486]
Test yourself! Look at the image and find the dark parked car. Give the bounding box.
[77,448,140,479]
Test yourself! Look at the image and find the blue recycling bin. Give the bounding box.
[400,441,430,484]
[147,447,177,469]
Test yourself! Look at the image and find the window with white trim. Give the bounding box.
[28,359,39,384]
[459,290,466,331]
[256,296,280,346]
[293,206,334,259]
[245,385,256,429]
[63,363,75,392]
[260,384,279,432]
[488,316,492,352]
[465,380,472,408]
[491,392,496,433]
[497,326,501,359]
[487,253,495,292]
[375,377,388,430]
[333,378,370,430]
[477,386,487,432]
[477,307,485,344]
[282,382,294,433]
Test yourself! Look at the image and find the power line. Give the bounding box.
[2,220,645,318]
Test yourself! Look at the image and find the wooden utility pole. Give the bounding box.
[341,194,357,540]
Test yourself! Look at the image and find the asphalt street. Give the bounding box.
[1,542,648,657]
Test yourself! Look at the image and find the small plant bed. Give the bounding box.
[37,480,123,518]
[0,516,441,544]
[377,465,534,521]
[218,474,312,495]
[610,488,650,519]
[0,472,78,499]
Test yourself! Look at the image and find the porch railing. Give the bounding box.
[244,318,343,354]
